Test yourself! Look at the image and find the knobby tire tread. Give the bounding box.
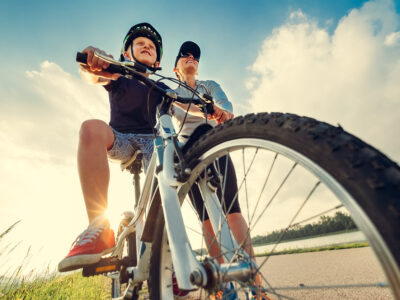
[148,112,400,299]
[185,112,400,264]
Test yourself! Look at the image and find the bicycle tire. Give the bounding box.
[149,112,400,299]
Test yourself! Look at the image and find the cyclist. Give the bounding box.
[173,41,269,300]
[172,41,244,251]
[58,23,169,272]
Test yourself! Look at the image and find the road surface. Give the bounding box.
[256,247,393,299]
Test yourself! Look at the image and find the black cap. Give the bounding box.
[174,41,201,67]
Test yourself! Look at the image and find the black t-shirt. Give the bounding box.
[104,76,170,134]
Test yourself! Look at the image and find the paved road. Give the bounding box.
[256,247,393,299]
[143,247,393,299]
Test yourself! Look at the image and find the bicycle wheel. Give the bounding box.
[149,112,400,299]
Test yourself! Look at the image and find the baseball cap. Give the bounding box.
[174,41,201,67]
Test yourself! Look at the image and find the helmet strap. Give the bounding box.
[128,46,158,70]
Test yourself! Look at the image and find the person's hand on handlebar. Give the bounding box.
[79,46,120,82]
[208,105,234,124]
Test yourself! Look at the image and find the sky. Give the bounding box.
[0,0,399,277]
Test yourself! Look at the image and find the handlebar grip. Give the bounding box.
[76,52,88,64]
[76,52,124,74]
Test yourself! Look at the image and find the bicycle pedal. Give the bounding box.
[82,256,122,277]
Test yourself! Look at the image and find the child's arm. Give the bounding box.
[78,46,120,85]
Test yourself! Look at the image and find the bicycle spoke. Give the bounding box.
[250,161,298,232]
[242,148,251,226]
[205,150,260,263]
[185,225,203,236]
[258,271,284,300]
[289,204,344,228]
[224,148,259,215]
[256,180,321,271]
[219,155,236,259]
[248,152,278,229]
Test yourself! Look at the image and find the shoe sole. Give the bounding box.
[58,247,114,272]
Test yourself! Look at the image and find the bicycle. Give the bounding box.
[76,51,400,299]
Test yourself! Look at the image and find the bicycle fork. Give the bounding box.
[156,114,256,290]
[160,169,257,290]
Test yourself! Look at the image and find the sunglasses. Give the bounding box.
[180,53,199,62]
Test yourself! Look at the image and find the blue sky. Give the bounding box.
[0,0,386,102]
[1,0,400,277]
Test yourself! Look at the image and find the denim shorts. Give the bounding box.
[107,128,154,172]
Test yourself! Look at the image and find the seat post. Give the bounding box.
[120,151,143,210]
[133,171,140,208]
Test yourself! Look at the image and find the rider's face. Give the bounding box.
[176,53,199,75]
[127,36,158,66]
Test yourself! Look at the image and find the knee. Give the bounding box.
[79,119,109,147]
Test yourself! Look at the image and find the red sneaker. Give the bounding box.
[58,216,115,272]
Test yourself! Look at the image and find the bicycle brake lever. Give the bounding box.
[198,93,215,115]
[93,52,119,65]
[94,52,161,73]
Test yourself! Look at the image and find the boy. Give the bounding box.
[58,23,169,272]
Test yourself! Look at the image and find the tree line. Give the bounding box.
[251,211,357,246]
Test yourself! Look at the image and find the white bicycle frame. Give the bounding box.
[111,110,241,291]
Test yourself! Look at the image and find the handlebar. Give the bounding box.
[76,52,148,75]
[76,51,214,115]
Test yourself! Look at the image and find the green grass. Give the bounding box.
[252,228,360,246]
[1,272,111,300]
[1,221,112,300]
[255,241,369,257]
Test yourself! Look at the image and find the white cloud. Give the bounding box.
[385,31,400,45]
[0,62,134,275]
[246,0,400,162]
[289,9,307,22]
[1,61,109,166]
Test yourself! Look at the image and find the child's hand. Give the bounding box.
[79,46,120,80]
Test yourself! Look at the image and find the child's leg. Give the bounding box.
[78,119,115,222]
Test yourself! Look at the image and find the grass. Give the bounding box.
[255,241,369,257]
[1,272,111,300]
[252,228,360,246]
[0,221,112,300]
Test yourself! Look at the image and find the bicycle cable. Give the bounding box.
[146,72,210,138]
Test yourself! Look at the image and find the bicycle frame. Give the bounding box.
[111,108,227,290]
[76,51,253,293]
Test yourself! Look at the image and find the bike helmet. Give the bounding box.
[121,22,163,63]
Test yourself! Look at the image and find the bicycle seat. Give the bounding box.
[121,151,143,174]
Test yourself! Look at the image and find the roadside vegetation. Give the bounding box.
[251,211,357,246]
[255,241,369,257]
[0,221,111,300]
[1,272,111,300]
[194,212,363,256]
